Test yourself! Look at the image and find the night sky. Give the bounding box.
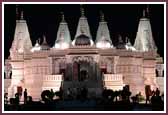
[4,4,164,59]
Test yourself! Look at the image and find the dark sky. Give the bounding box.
[4,4,164,59]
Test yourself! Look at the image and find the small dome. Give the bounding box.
[41,43,50,50]
[75,34,91,46]
[96,39,112,49]
[116,35,125,49]
[31,40,41,52]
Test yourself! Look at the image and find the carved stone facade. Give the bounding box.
[4,5,163,101]
[5,48,159,100]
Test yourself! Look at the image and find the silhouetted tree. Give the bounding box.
[41,90,52,103]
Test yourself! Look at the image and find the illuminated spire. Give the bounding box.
[10,9,32,54]
[96,11,113,48]
[74,5,92,39]
[134,8,157,52]
[72,4,94,46]
[54,13,71,49]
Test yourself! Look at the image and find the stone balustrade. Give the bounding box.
[103,74,124,91]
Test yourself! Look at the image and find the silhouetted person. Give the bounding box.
[4,93,8,104]
[155,88,160,96]
[102,87,108,99]
[50,89,55,100]
[145,87,152,104]
[59,87,63,100]
[121,86,131,102]
[24,89,27,104]
[151,90,163,111]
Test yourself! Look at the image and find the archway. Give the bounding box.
[72,56,94,81]
[63,56,103,98]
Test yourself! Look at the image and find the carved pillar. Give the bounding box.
[68,63,73,81]
[114,56,119,74]
[92,62,96,80]
[73,62,78,81]
[55,60,59,74]
[89,63,93,80]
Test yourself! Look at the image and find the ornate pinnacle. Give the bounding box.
[80,4,85,17]
[146,4,150,18]
[100,11,105,22]
[42,35,47,44]
[61,12,65,22]
[38,38,41,44]
[142,5,150,18]
[118,35,123,43]
[20,11,24,20]
[35,39,39,45]
[125,36,128,43]
[16,5,19,19]
[143,9,146,18]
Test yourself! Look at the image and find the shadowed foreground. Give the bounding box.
[4,99,163,111]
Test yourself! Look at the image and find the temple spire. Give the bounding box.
[10,9,32,55]
[134,9,157,52]
[72,5,93,46]
[54,13,71,49]
[96,11,112,48]
[73,5,93,41]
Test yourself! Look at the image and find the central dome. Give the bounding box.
[75,34,91,46]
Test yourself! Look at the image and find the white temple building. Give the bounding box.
[4,6,164,101]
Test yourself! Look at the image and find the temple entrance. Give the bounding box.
[73,61,90,82]
[79,69,88,81]
[63,56,103,98]
[72,56,94,82]
[78,61,90,82]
